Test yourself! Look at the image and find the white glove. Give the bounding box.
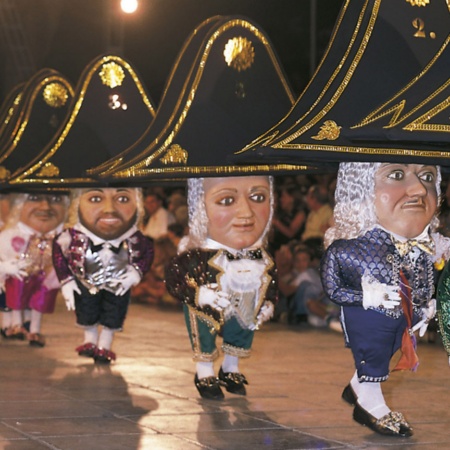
[197,283,231,311]
[111,267,141,296]
[256,301,274,327]
[61,280,81,311]
[0,259,27,280]
[361,276,401,310]
[411,298,436,337]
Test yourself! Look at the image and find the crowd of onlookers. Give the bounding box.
[131,174,345,333]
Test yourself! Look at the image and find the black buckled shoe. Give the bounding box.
[342,384,357,406]
[194,374,224,400]
[353,402,413,437]
[218,367,248,396]
[28,333,46,347]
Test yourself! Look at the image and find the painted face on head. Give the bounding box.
[204,176,271,250]
[374,163,438,238]
[79,188,137,240]
[20,193,67,234]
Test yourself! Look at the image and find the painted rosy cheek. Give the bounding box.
[11,236,26,252]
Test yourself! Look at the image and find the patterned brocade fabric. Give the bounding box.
[320,228,435,317]
[166,248,278,326]
[437,263,450,355]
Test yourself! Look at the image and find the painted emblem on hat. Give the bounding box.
[406,0,430,6]
[160,144,188,165]
[36,162,60,177]
[224,37,255,72]
[312,120,342,141]
[43,82,69,108]
[0,166,11,180]
[99,62,126,88]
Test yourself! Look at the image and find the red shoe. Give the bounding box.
[94,348,116,364]
[76,343,97,358]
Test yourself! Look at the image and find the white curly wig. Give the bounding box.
[181,176,274,251]
[324,162,441,248]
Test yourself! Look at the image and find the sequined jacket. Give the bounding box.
[437,261,450,356]
[52,228,153,290]
[166,248,278,329]
[321,227,436,318]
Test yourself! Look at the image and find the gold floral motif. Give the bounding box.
[36,162,60,177]
[43,83,69,108]
[311,120,342,140]
[160,144,188,165]
[224,37,255,72]
[99,62,126,88]
[0,166,11,180]
[406,0,430,6]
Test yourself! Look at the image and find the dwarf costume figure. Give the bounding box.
[166,176,278,400]
[321,162,450,437]
[52,187,153,364]
[0,191,69,346]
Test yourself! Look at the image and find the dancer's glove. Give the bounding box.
[111,267,141,296]
[197,284,231,311]
[254,301,274,329]
[0,260,27,280]
[61,280,81,311]
[411,298,436,337]
[361,277,401,310]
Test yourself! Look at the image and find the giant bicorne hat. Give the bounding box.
[230,0,450,170]
[8,54,156,188]
[91,15,304,184]
[0,82,26,152]
[0,69,74,186]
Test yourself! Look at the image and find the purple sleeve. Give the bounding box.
[52,235,74,283]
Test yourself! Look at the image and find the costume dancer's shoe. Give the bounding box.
[194,374,224,400]
[218,367,248,396]
[94,348,116,364]
[341,384,357,406]
[353,402,413,437]
[28,333,46,347]
[76,343,97,358]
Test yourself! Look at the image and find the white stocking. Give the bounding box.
[29,310,42,334]
[2,311,12,329]
[196,361,214,378]
[222,354,239,373]
[98,328,114,350]
[84,326,98,345]
[11,309,22,327]
[357,382,390,419]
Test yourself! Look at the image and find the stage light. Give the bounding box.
[120,0,138,14]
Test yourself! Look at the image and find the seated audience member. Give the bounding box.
[142,189,175,239]
[277,244,322,324]
[131,236,178,305]
[270,183,306,253]
[301,184,333,243]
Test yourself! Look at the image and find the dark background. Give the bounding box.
[0,0,344,104]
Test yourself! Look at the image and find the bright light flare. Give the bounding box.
[120,0,138,14]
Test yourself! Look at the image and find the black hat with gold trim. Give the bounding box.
[231,0,450,170]
[8,54,156,188]
[0,82,26,152]
[92,15,301,184]
[0,69,74,186]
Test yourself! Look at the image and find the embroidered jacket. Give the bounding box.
[52,227,153,293]
[166,247,278,330]
[321,227,437,318]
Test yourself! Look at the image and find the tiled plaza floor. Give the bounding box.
[0,297,449,449]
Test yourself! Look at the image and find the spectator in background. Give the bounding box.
[142,189,175,240]
[270,183,306,253]
[301,184,333,243]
